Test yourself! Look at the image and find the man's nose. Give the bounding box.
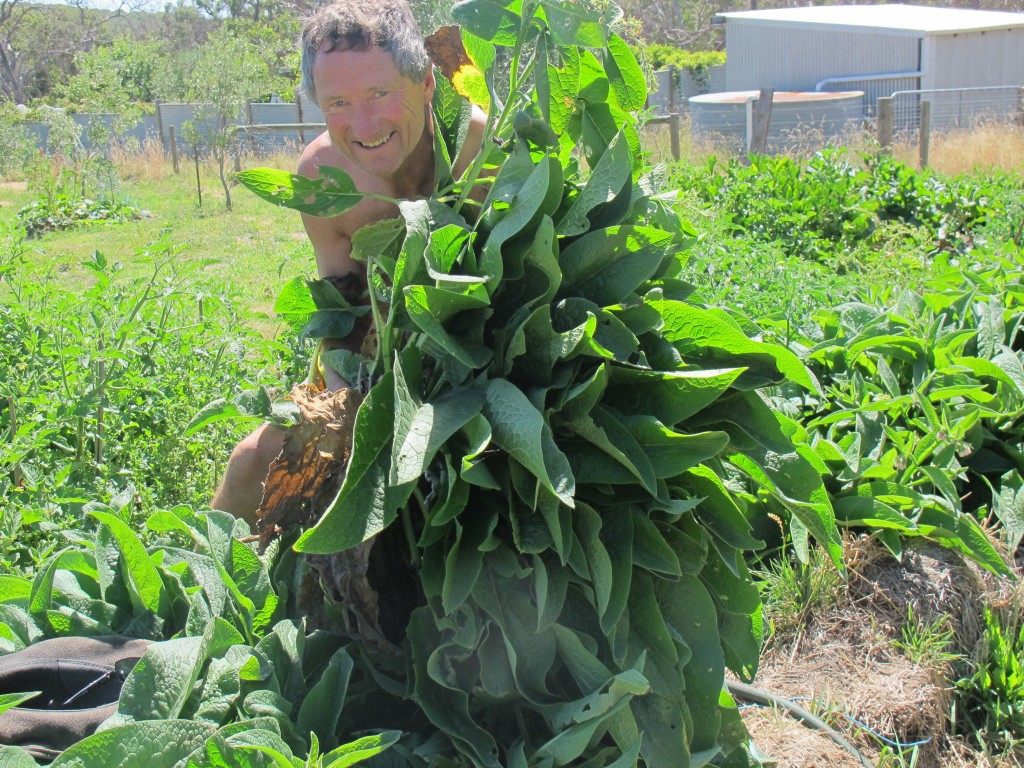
[351,108,381,137]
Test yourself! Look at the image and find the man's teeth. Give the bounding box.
[360,134,391,148]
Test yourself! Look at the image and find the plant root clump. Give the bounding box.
[255,382,362,549]
[252,382,418,655]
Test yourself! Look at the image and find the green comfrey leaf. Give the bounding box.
[452,0,522,46]
[566,406,657,496]
[50,719,217,768]
[553,298,639,362]
[319,731,402,768]
[650,300,818,393]
[539,0,609,48]
[442,508,499,613]
[296,646,354,752]
[606,367,744,426]
[504,303,589,384]
[555,132,633,238]
[545,46,580,137]
[0,746,38,768]
[482,378,575,507]
[683,466,763,552]
[427,224,474,277]
[273,276,316,332]
[301,279,371,342]
[89,512,167,617]
[481,152,563,292]
[236,166,372,218]
[392,363,485,493]
[406,610,502,768]
[621,415,730,480]
[405,285,493,369]
[432,73,475,189]
[604,33,646,112]
[351,217,405,268]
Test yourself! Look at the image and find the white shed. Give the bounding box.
[714,4,1024,130]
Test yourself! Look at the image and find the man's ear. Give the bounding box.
[422,67,436,104]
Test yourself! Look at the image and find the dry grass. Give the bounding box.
[746,536,1017,768]
[891,120,1024,177]
[643,111,1024,178]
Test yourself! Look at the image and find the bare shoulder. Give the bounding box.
[298,131,343,179]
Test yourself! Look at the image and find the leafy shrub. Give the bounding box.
[17,194,142,236]
[672,148,1002,263]
[0,105,37,181]
[644,44,725,74]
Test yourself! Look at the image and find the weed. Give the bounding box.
[954,607,1024,754]
[894,606,960,670]
[756,544,845,641]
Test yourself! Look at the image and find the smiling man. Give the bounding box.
[212,0,485,527]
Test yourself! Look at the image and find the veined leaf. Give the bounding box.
[320,731,402,768]
[236,166,370,218]
[649,300,817,393]
[540,0,608,48]
[567,406,657,495]
[452,0,521,46]
[606,367,744,426]
[482,379,575,507]
[622,416,729,479]
[556,132,632,237]
[297,647,354,750]
[404,285,492,369]
[605,33,646,112]
[0,746,38,768]
[559,225,673,305]
[89,511,165,616]
[49,719,216,768]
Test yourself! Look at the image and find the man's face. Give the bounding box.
[313,45,434,181]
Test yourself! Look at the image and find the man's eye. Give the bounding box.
[374,90,388,98]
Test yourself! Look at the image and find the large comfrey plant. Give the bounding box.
[239,1,842,765]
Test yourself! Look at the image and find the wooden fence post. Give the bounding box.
[667,65,680,161]
[747,88,774,154]
[876,96,894,151]
[169,125,179,174]
[155,100,164,148]
[919,99,931,169]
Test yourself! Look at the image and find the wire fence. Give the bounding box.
[890,86,1024,134]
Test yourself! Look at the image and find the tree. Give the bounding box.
[0,0,149,104]
[156,27,289,210]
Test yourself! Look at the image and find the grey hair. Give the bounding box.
[299,0,431,105]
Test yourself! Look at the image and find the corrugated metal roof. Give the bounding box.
[715,4,1024,37]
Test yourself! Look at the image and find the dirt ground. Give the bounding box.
[738,537,1024,768]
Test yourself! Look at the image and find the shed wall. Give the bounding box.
[925,28,1024,90]
[724,25,920,92]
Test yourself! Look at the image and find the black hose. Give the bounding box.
[726,680,876,768]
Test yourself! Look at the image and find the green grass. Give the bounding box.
[0,159,315,319]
